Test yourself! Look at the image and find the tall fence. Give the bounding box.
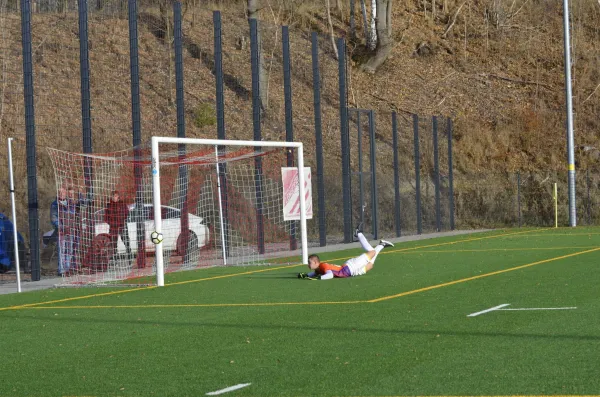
[0,0,597,282]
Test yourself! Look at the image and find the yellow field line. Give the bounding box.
[16,301,365,310]
[368,247,600,303]
[0,228,548,312]
[14,244,599,311]
[397,246,598,254]
[498,233,600,237]
[0,264,297,312]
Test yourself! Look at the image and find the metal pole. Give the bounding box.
[8,138,22,293]
[554,182,558,228]
[517,172,522,228]
[587,169,591,225]
[392,112,401,237]
[78,0,92,154]
[447,117,455,230]
[562,0,576,227]
[282,25,297,251]
[369,110,378,240]
[338,38,352,243]
[214,11,225,140]
[250,18,265,254]
[213,10,229,257]
[174,1,190,261]
[433,116,441,232]
[357,111,365,227]
[312,32,326,247]
[297,145,309,265]
[413,114,422,234]
[129,0,146,268]
[150,138,164,287]
[215,146,228,265]
[20,0,40,281]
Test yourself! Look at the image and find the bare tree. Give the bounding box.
[369,0,377,50]
[326,0,339,59]
[362,0,393,73]
[248,0,268,111]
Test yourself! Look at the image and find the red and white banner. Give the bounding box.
[281,167,313,221]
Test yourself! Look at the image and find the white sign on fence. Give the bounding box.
[281,167,313,221]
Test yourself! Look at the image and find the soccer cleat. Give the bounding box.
[297,272,308,279]
[379,239,394,248]
[354,222,364,238]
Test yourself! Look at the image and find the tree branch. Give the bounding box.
[442,1,467,38]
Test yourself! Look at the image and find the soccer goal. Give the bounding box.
[47,138,310,287]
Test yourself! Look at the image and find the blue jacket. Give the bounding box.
[0,213,25,269]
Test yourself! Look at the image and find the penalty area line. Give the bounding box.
[206,383,251,395]
[467,304,510,317]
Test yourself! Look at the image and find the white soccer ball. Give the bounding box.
[150,231,163,245]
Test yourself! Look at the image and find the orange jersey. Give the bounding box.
[316,262,342,275]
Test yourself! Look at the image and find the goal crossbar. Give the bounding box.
[151,137,309,287]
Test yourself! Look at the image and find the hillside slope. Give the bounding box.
[0,0,599,236]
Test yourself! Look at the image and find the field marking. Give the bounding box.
[206,383,251,395]
[467,304,510,317]
[468,304,577,317]
[396,246,597,254]
[368,246,600,303]
[0,228,550,312]
[4,246,598,311]
[0,264,297,312]
[15,301,365,310]
[500,307,577,311]
[500,233,600,237]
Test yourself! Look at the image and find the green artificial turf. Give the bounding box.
[1,228,599,396]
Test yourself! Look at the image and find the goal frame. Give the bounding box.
[151,137,309,287]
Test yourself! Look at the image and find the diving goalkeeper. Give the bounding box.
[298,225,394,280]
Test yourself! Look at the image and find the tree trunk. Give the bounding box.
[247,0,267,111]
[369,0,377,50]
[362,0,394,73]
[326,0,339,59]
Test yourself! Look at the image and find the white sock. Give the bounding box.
[357,232,374,251]
[320,271,334,280]
[367,245,384,265]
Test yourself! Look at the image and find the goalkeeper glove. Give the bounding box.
[298,272,308,279]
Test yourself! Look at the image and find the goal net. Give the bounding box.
[47,138,309,286]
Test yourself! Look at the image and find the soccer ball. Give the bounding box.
[150,231,163,245]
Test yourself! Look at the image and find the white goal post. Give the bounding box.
[151,137,309,287]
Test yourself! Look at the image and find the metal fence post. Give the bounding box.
[517,172,522,228]
[173,1,191,261]
[250,18,265,254]
[338,38,352,243]
[447,117,455,230]
[369,110,378,240]
[587,169,591,225]
[20,0,40,280]
[128,0,146,268]
[357,111,364,227]
[213,10,229,256]
[312,33,326,247]
[392,112,401,237]
[433,116,441,232]
[282,25,297,251]
[413,114,422,235]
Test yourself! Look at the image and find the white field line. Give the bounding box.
[499,307,577,311]
[206,383,252,395]
[467,304,510,317]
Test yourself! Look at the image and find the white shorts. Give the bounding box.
[344,253,374,276]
